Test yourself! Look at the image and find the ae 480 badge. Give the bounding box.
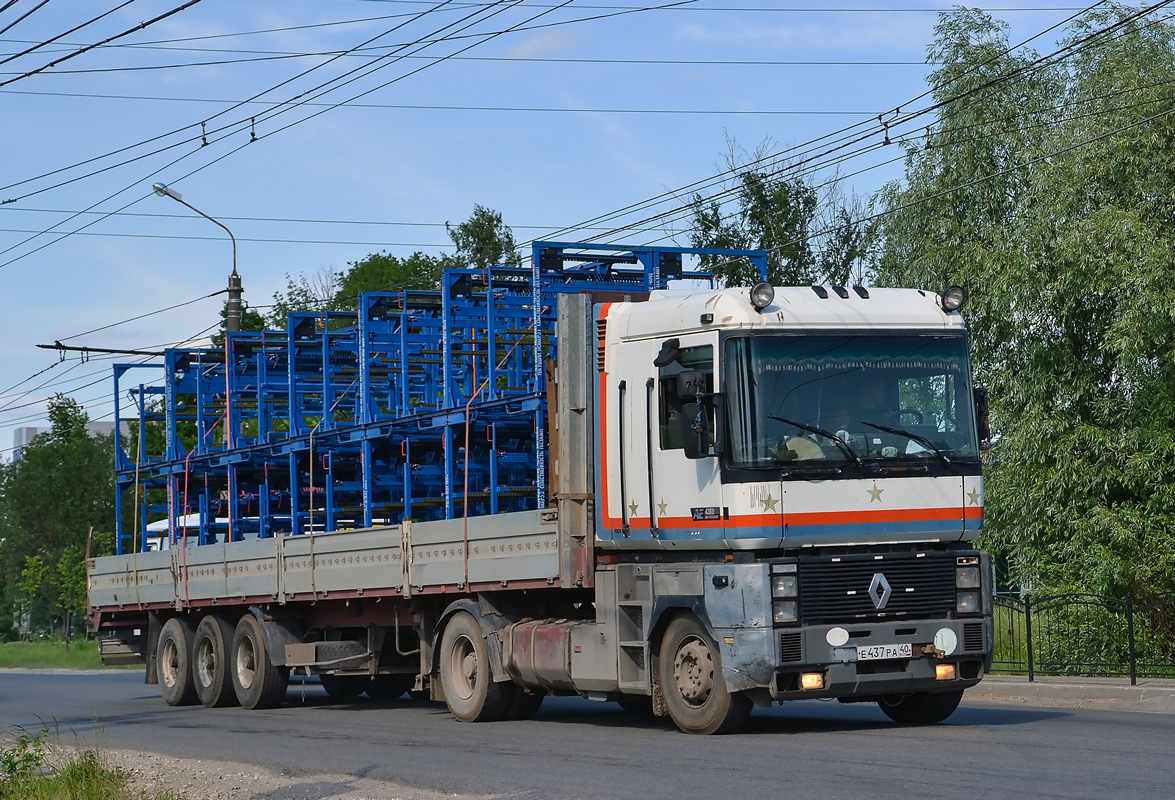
[690,507,722,521]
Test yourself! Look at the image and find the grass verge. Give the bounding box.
[1,728,183,800]
[0,640,106,670]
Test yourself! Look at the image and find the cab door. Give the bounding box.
[646,336,725,545]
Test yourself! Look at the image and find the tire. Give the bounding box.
[366,674,414,700]
[192,615,239,708]
[157,616,199,706]
[438,611,511,722]
[230,614,290,710]
[320,674,368,700]
[503,686,545,720]
[616,695,654,714]
[659,616,752,735]
[878,689,964,724]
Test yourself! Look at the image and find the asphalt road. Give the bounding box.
[1,670,1171,800]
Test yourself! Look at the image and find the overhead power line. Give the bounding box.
[0,1,205,88]
[0,0,136,68]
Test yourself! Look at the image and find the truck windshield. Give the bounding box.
[724,334,980,469]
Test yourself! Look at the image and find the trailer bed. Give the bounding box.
[88,509,561,611]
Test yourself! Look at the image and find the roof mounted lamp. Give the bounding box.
[940,285,966,313]
[750,282,775,312]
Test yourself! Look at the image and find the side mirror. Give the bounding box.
[677,370,707,401]
[973,387,990,448]
[681,401,708,459]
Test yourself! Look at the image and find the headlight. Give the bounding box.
[956,591,981,614]
[773,600,798,624]
[956,566,981,589]
[772,575,798,598]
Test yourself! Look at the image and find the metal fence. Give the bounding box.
[993,592,1175,684]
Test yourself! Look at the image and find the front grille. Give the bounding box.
[964,622,985,652]
[779,632,803,663]
[799,552,957,624]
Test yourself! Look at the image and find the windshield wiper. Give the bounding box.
[768,414,863,468]
[860,420,953,466]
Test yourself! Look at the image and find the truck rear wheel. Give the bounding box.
[659,616,752,735]
[231,614,290,709]
[439,611,511,722]
[157,616,199,706]
[192,615,239,708]
[878,690,963,724]
[320,674,367,700]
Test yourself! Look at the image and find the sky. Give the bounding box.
[0,1,1093,458]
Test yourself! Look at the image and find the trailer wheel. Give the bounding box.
[320,674,367,700]
[157,617,199,706]
[438,611,511,722]
[659,615,752,735]
[231,614,290,709]
[877,690,963,724]
[366,674,414,700]
[192,615,239,708]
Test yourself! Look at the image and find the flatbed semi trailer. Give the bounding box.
[89,241,993,734]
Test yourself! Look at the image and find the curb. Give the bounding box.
[971,675,1175,703]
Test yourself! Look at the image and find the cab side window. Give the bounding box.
[658,345,713,451]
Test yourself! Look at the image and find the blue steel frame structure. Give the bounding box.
[111,242,769,555]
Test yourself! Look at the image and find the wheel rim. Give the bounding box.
[673,635,714,708]
[196,638,215,688]
[236,636,257,690]
[448,633,477,701]
[161,638,180,689]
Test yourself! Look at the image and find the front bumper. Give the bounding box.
[769,617,992,700]
[714,616,992,701]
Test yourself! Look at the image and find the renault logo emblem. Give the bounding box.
[868,573,892,609]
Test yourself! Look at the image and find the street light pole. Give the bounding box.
[152,182,243,333]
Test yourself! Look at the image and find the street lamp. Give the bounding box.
[152,182,243,333]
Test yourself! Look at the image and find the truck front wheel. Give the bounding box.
[438,611,511,722]
[230,614,290,709]
[877,690,963,724]
[659,616,752,735]
[157,616,199,706]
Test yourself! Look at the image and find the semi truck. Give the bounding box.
[88,241,993,734]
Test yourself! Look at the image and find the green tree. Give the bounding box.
[0,396,114,637]
[266,205,515,326]
[446,204,520,268]
[689,140,867,287]
[871,6,1175,598]
[14,555,46,640]
[54,544,87,644]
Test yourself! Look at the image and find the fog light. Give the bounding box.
[772,575,798,598]
[936,663,957,681]
[773,600,798,624]
[956,590,980,614]
[956,566,981,588]
[801,672,824,690]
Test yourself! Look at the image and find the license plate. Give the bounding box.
[857,643,912,661]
